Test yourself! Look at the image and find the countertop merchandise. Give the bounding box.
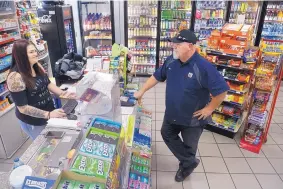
[0,74,152,189]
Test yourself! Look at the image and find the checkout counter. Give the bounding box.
[0,71,133,188]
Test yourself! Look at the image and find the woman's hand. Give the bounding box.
[50,109,66,118]
[60,91,77,99]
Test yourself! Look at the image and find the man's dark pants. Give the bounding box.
[161,119,204,169]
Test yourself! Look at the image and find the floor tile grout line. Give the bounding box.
[264,151,282,178]
[212,133,238,189]
[243,155,264,189]
[199,155,211,189]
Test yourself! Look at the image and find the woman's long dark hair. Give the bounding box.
[11,39,45,88]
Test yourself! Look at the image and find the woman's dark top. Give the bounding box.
[9,66,55,126]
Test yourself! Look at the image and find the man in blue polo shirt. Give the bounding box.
[134,30,229,182]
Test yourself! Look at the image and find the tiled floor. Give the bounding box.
[1,79,283,189]
[141,80,283,189]
[0,138,32,172]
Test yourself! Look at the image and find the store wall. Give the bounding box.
[65,0,83,55]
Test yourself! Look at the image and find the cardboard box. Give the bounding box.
[53,171,106,188]
[222,24,254,41]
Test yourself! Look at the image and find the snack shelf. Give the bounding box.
[207,122,238,133]
[0,89,8,96]
[214,110,241,119]
[0,26,18,32]
[223,76,249,84]
[0,53,11,58]
[223,100,244,107]
[206,111,248,138]
[264,20,283,23]
[0,64,11,73]
[212,63,254,71]
[0,103,15,118]
[228,89,248,95]
[206,49,243,59]
[0,12,15,16]
[0,37,19,46]
[239,39,283,154]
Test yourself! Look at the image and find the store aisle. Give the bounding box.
[142,80,283,189]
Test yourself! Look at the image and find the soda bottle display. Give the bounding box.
[159,0,192,67]
[127,0,158,75]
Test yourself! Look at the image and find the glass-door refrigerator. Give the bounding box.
[194,1,227,40]
[37,4,77,74]
[159,0,192,67]
[229,1,261,25]
[261,1,283,41]
[125,0,158,76]
[78,0,114,58]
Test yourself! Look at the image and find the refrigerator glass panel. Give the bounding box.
[229,1,260,25]
[64,20,75,53]
[159,0,192,67]
[81,1,112,58]
[194,1,227,40]
[262,1,283,40]
[127,0,158,76]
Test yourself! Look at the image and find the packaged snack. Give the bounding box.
[92,140,116,159]
[71,155,92,175]
[74,181,90,189]
[80,138,95,155]
[57,179,75,189]
[87,128,118,145]
[90,159,111,179]
[22,176,55,189]
[87,129,104,141]
[132,155,150,166]
[88,183,106,189]
[140,176,150,189]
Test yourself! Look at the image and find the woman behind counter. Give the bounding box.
[7,39,74,140]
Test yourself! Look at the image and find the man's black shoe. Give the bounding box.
[175,167,184,182]
[175,159,200,182]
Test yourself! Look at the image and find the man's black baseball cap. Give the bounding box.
[168,29,198,44]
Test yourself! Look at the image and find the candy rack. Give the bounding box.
[0,1,19,117]
[205,49,256,138]
[203,24,258,138]
[16,0,51,75]
[240,39,283,153]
